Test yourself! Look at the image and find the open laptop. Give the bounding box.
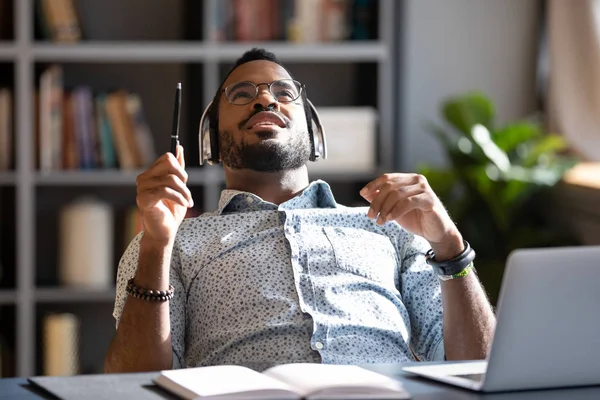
[402,245,600,392]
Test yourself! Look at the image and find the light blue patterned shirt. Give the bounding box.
[113,180,445,371]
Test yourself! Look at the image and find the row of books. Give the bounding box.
[33,0,378,43]
[212,0,378,42]
[0,88,12,171]
[37,66,156,172]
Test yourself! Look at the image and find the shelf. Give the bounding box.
[0,290,16,305]
[35,287,116,303]
[0,43,16,60]
[0,172,15,185]
[32,42,389,62]
[209,42,389,62]
[34,167,225,186]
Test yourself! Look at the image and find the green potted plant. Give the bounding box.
[418,92,579,303]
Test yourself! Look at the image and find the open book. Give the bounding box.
[154,363,411,399]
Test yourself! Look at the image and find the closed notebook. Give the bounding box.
[154,363,411,399]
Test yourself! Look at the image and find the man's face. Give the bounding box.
[217,60,311,172]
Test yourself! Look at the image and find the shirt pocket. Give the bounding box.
[323,226,398,284]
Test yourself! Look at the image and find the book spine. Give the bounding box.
[50,66,64,170]
[35,0,51,40]
[95,94,117,169]
[105,91,137,170]
[0,88,12,171]
[125,93,156,167]
[62,92,78,170]
[322,0,349,41]
[39,67,56,171]
[72,87,95,169]
[50,0,82,42]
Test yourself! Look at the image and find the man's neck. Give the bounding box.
[224,165,310,205]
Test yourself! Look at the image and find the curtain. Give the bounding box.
[547,0,600,161]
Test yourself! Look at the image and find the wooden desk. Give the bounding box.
[1,364,599,400]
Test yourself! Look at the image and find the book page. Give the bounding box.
[155,365,299,400]
[263,364,410,399]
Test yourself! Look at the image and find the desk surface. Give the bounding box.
[1,364,600,400]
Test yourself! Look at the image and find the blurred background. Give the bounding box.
[0,0,598,379]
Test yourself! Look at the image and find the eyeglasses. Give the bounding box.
[223,79,304,106]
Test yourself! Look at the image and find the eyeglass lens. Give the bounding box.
[226,79,301,105]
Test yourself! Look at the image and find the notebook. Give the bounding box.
[29,372,179,400]
[154,363,411,399]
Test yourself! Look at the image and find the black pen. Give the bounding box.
[170,82,182,155]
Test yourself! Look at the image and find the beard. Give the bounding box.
[219,128,311,172]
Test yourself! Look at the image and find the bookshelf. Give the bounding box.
[0,171,14,184]
[0,290,16,304]
[0,0,398,377]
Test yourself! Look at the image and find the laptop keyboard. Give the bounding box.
[453,373,486,382]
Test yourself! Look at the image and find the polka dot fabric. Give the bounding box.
[113,180,445,371]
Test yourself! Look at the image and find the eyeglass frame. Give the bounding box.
[221,79,305,106]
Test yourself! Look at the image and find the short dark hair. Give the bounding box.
[228,48,289,79]
[208,48,313,146]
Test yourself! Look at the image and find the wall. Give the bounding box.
[398,0,542,171]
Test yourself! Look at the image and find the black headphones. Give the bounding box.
[198,97,328,166]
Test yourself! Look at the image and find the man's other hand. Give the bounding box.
[360,173,463,260]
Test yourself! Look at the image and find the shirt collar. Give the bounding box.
[216,180,338,215]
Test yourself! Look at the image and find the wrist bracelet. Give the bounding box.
[126,278,174,302]
[426,239,476,277]
[437,262,474,281]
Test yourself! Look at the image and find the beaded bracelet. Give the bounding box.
[126,278,174,302]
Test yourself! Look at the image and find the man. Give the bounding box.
[105,48,496,373]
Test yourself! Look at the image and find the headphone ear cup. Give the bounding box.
[307,99,327,161]
[198,101,221,166]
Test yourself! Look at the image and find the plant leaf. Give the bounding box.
[523,135,570,167]
[464,166,510,231]
[492,122,542,152]
[471,124,511,173]
[504,164,573,186]
[442,92,495,136]
[500,179,540,214]
[426,123,485,166]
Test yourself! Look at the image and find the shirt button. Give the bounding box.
[246,196,254,203]
[314,341,324,350]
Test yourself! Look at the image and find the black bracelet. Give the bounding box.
[425,240,476,277]
[126,278,174,302]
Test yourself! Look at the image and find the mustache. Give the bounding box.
[238,107,291,130]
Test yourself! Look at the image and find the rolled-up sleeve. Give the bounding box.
[398,232,445,361]
[112,232,187,369]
